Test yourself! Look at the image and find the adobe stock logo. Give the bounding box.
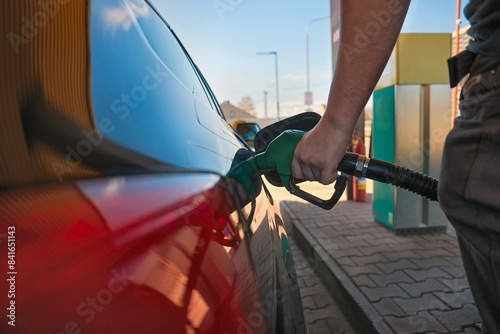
[51,64,169,182]
[47,268,134,334]
[7,0,71,54]
[213,0,243,21]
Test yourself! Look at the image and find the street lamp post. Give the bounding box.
[257,51,280,121]
[263,91,268,118]
[305,16,330,112]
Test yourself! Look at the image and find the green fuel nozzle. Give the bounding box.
[228,129,349,209]
[228,130,305,197]
[228,129,439,210]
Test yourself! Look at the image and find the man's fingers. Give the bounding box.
[292,156,318,181]
[291,157,303,180]
[319,168,338,185]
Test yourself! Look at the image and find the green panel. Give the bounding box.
[372,86,395,227]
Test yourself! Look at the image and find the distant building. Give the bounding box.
[220,101,256,121]
[220,101,277,129]
[454,25,472,53]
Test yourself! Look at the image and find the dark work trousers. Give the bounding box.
[439,67,500,333]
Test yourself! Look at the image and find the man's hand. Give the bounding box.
[292,115,351,185]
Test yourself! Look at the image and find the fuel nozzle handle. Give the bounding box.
[338,153,438,201]
[228,129,438,209]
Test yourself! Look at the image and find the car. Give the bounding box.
[0,0,306,333]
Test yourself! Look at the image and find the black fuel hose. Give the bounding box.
[338,153,438,201]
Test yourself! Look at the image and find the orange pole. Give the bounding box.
[451,0,461,124]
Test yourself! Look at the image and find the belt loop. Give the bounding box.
[448,50,477,88]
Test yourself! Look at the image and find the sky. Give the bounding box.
[151,0,470,119]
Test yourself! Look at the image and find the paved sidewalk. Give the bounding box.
[290,236,355,333]
[281,193,482,334]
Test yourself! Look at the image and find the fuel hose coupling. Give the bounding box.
[338,153,438,202]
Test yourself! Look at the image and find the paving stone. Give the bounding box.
[306,319,333,334]
[369,270,415,287]
[388,241,427,252]
[296,266,316,277]
[376,259,420,274]
[295,267,311,277]
[330,227,362,236]
[313,294,335,308]
[421,233,456,242]
[317,240,343,253]
[431,304,481,332]
[345,234,373,242]
[350,253,390,266]
[315,219,342,227]
[335,257,356,267]
[326,317,357,334]
[360,284,410,302]
[463,325,482,334]
[365,237,402,246]
[318,226,347,238]
[442,256,464,267]
[414,248,454,258]
[441,265,465,278]
[410,257,456,269]
[302,295,317,310]
[329,248,365,259]
[393,293,449,315]
[405,267,453,282]
[344,226,385,235]
[335,239,371,250]
[352,274,378,288]
[382,250,423,261]
[317,234,343,246]
[416,240,453,250]
[366,230,396,239]
[385,311,448,334]
[302,275,322,288]
[373,298,406,317]
[434,289,475,309]
[440,240,462,254]
[305,304,346,323]
[300,283,330,297]
[438,277,471,292]
[399,278,449,297]
[399,235,427,244]
[358,244,395,256]
[343,264,384,277]
[298,277,307,289]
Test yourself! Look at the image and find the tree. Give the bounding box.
[238,96,255,113]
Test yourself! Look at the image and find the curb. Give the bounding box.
[281,201,393,334]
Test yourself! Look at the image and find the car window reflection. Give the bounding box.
[100,0,149,33]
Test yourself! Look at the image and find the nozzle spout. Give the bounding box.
[227,130,305,195]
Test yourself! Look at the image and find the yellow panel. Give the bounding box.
[397,33,451,85]
[376,33,451,90]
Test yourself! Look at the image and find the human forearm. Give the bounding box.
[323,0,410,134]
[292,0,410,184]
